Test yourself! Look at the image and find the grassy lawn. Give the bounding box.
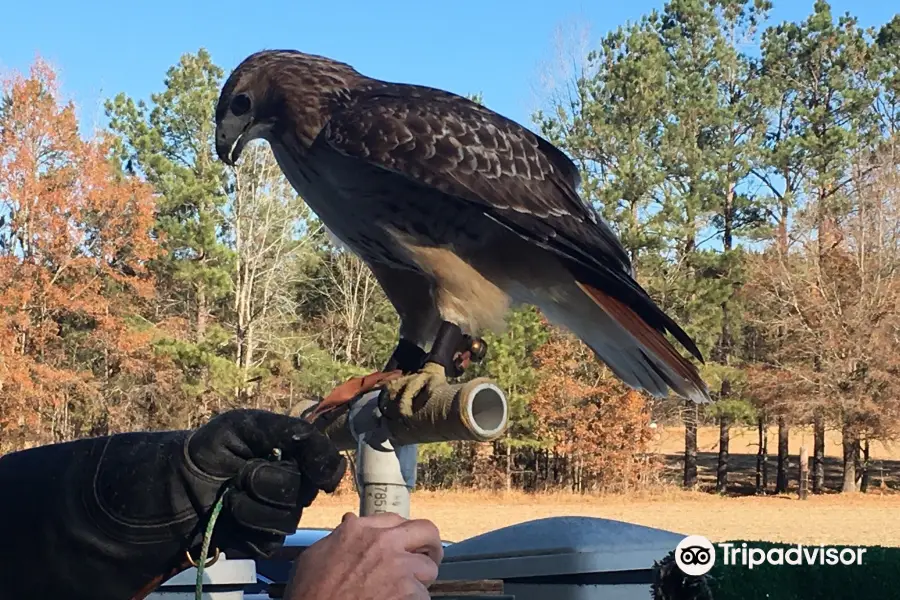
[301,488,900,547]
[301,426,900,547]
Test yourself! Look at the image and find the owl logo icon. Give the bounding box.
[675,535,716,576]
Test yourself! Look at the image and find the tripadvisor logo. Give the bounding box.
[718,542,867,569]
[675,535,716,576]
[674,535,868,576]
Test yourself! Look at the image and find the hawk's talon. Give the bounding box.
[381,362,447,418]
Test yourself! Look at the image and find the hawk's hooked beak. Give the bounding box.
[215,115,253,166]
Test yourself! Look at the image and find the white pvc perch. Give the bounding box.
[295,378,509,518]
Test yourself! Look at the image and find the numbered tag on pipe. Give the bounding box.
[364,484,409,517]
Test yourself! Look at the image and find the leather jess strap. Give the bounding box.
[302,369,403,425]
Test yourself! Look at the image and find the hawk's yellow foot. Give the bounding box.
[383,361,447,418]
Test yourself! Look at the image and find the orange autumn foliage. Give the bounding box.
[0,58,159,449]
[530,328,661,492]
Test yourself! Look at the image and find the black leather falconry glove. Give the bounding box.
[0,409,347,600]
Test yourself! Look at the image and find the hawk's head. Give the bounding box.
[214,51,286,166]
[215,50,359,166]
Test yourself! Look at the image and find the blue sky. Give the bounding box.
[1,0,896,135]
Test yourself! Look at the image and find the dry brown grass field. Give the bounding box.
[301,489,900,547]
[299,426,900,547]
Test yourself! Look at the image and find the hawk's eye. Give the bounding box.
[230,94,252,117]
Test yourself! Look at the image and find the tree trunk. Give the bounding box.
[775,417,789,493]
[860,438,870,493]
[473,443,493,486]
[716,415,729,494]
[841,420,858,493]
[799,446,809,500]
[576,455,583,494]
[684,400,698,489]
[236,318,255,403]
[755,416,768,495]
[196,286,208,341]
[716,184,734,497]
[813,410,825,494]
[778,196,789,255]
[551,450,559,487]
[235,324,248,402]
[505,437,512,493]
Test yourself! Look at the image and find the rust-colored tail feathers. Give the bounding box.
[575,281,710,404]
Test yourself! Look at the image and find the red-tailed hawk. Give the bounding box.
[214,50,710,415]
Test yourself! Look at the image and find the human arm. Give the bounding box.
[0,409,346,600]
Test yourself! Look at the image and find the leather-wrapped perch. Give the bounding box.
[292,377,509,451]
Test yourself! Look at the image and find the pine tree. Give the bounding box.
[105,49,239,412]
[754,0,876,493]
[535,15,670,266]
[650,0,769,490]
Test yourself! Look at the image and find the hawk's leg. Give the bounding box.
[426,321,489,376]
[310,263,439,420]
[383,321,488,417]
[383,338,427,373]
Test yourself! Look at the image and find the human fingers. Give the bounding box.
[286,425,347,493]
[350,511,409,529]
[397,577,432,600]
[332,512,407,547]
[403,552,441,586]
[225,448,331,536]
[237,459,318,511]
[337,513,442,565]
[391,519,444,566]
[195,410,300,459]
[188,410,346,492]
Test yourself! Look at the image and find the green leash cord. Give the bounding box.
[194,489,229,600]
[193,448,281,600]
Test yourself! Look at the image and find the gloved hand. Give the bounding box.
[178,409,347,557]
[0,409,347,600]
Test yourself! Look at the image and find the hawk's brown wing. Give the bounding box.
[320,83,703,363]
[324,84,632,274]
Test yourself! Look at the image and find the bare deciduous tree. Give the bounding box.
[745,153,900,492]
[229,141,320,401]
